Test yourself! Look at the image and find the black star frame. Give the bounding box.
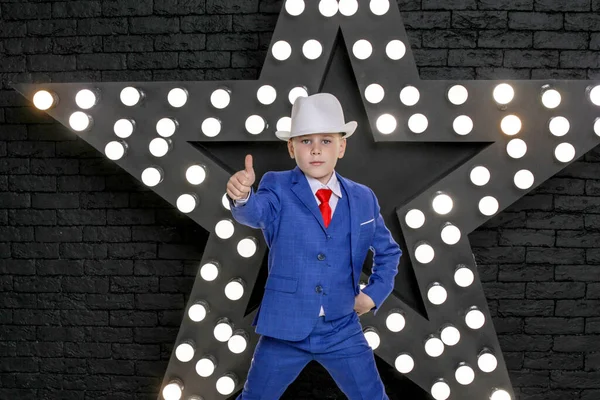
[13,1,600,400]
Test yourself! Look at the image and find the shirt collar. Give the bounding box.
[305,170,342,199]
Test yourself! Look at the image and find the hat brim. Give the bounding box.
[275,121,357,141]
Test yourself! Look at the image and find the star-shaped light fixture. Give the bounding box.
[13,1,600,399]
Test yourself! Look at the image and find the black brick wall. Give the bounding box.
[1,0,600,399]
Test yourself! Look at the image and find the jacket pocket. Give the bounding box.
[264,274,298,293]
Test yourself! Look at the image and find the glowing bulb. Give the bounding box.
[514,169,534,190]
[493,83,514,105]
[490,389,511,400]
[272,41,292,61]
[370,0,390,15]
[215,219,234,239]
[245,115,266,135]
[448,85,468,105]
[211,88,230,109]
[424,337,444,357]
[408,113,428,134]
[186,165,206,185]
[216,375,236,395]
[214,321,233,342]
[75,89,97,109]
[376,114,397,134]
[228,333,248,353]
[237,238,257,258]
[589,85,600,106]
[386,312,405,332]
[395,353,414,373]
[364,329,380,349]
[405,209,425,229]
[478,351,498,372]
[542,88,561,108]
[200,262,218,281]
[188,303,207,322]
[339,0,358,16]
[319,0,338,17]
[470,166,490,186]
[69,111,91,132]
[431,381,450,400]
[33,90,56,110]
[162,381,183,400]
[175,342,195,362]
[225,280,244,301]
[156,117,177,137]
[432,193,453,215]
[201,117,221,137]
[365,84,384,104]
[427,284,447,305]
[257,85,276,105]
[455,364,475,385]
[440,325,460,346]
[555,142,575,162]
[141,167,162,187]
[176,194,197,213]
[302,39,322,59]
[277,117,291,132]
[549,116,569,136]
[453,115,473,135]
[465,308,485,329]
[289,87,308,104]
[114,119,134,138]
[353,39,373,60]
[400,86,419,106]
[506,138,527,159]
[149,138,169,157]
[441,224,461,245]
[285,0,305,16]
[479,196,499,216]
[595,118,600,136]
[415,243,434,264]
[195,357,215,377]
[386,40,406,60]
[120,86,141,106]
[168,88,188,108]
[500,115,522,136]
[454,265,474,287]
[105,141,125,160]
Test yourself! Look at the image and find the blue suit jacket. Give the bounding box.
[229,166,401,341]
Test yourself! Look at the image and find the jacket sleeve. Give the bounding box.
[228,171,281,230]
[361,189,402,315]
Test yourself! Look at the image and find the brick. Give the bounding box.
[449,49,506,66]
[534,31,588,49]
[102,0,153,16]
[206,0,258,13]
[0,193,30,208]
[499,229,554,246]
[134,294,184,310]
[0,21,26,37]
[129,17,179,34]
[2,38,52,55]
[77,18,128,35]
[420,67,475,79]
[60,243,107,259]
[585,317,600,333]
[127,52,178,69]
[52,1,101,18]
[526,248,585,264]
[134,260,183,276]
[32,193,79,209]
[83,227,131,243]
[12,243,59,259]
[509,12,563,30]
[207,33,258,50]
[58,176,105,191]
[479,0,533,9]
[556,265,600,281]
[181,15,232,33]
[134,327,178,343]
[89,359,134,375]
[155,0,205,15]
[586,353,600,370]
[565,13,600,31]
[0,158,29,174]
[509,370,550,387]
[40,358,86,374]
[61,310,108,327]
[13,310,60,326]
[37,293,86,310]
[64,342,111,358]
[27,20,76,36]
[499,334,552,351]
[35,227,82,243]
[557,231,600,248]
[27,54,76,72]
[233,14,277,32]
[77,53,126,70]
[2,3,51,20]
[110,310,156,327]
[474,246,526,264]
[112,344,160,360]
[592,33,600,50]
[111,277,158,293]
[524,352,583,370]
[179,51,230,68]
[422,30,476,48]
[86,294,133,310]
[80,192,127,208]
[108,243,156,259]
[498,299,554,316]
[404,11,451,29]
[551,371,600,388]
[154,34,206,51]
[103,35,153,52]
[482,211,527,228]
[0,226,33,242]
[482,282,525,298]
[54,37,102,54]
[587,180,600,195]
[556,196,600,213]
[556,300,600,317]
[14,277,61,292]
[526,282,586,299]
[30,158,78,175]
[504,49,558,68]
[9,210,56,226]
[0,260,35,275]
[525,317,584,334]
[0,292,37,308]
[587,283,600,298]
[479,30,532,48]
[507,194,553,211]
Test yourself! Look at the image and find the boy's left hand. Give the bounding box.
[354,291,375,316]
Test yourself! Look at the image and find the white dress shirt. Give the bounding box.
[234,170,342,317]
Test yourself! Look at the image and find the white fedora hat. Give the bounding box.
[275,93,357,141]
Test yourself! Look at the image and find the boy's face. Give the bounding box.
[287,132,347,185]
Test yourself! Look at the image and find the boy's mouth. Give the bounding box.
[310,161,324,165]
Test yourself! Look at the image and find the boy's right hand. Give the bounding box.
[227,154,255,201]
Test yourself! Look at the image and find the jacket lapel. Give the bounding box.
[290,166,327,234]
[336,171,360,272]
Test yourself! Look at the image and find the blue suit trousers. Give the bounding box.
[236,311,389,400]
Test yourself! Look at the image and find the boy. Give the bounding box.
[226,93,401,399]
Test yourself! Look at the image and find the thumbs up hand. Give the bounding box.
[227,154,256,201]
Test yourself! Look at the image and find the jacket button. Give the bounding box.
[317,253,325,261]
[315,285,323,293]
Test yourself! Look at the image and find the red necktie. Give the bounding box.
[316,188,333,228]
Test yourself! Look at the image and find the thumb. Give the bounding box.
[244,154,254,175]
